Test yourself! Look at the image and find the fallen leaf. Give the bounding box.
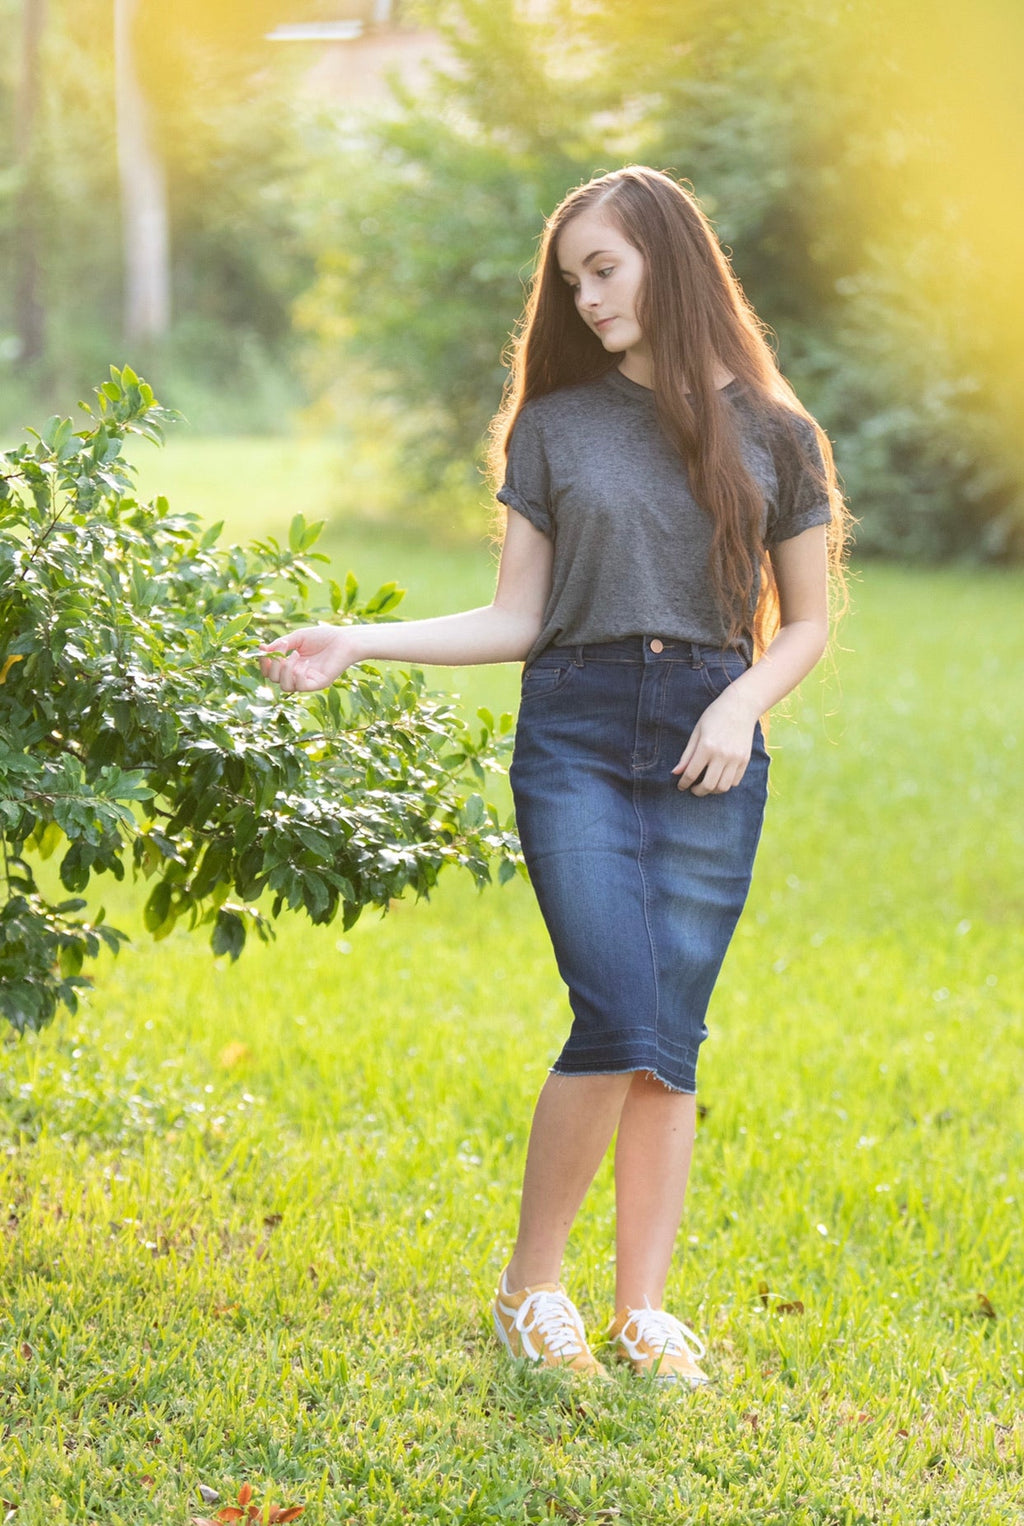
[198,1486,220,1504]
[975,1292,997,1319]
[205,1482,304,1525]
[19,1343,32,1361]
[758,1281,803,1314]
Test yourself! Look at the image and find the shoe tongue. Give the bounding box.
[502,1273,564,1297]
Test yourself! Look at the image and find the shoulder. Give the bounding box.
[514,376,620,434]
[731,391,825,468]
[748,396,823,455]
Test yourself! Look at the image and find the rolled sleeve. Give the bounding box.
[496,407,553,538]
[767,413,833,545]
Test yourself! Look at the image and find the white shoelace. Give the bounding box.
[514,1289,585,1359]
[626,1306,706,1361]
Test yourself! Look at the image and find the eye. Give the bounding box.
[596,266,615,279]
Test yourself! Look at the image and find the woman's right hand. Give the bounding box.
[258,624,361,692]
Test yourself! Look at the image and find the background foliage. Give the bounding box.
[2,0,1022,554]
[0,0,313,429]
[296,0,1024,555]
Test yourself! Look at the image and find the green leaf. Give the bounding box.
[143,880,173,934]
[211,909,245,961]
[220,612,252,642]
[461,794,486,829]
[364,582,405,616]
[288,513,307,553]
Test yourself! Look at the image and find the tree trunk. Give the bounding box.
[114,0,171,343]
[15,0,47,364]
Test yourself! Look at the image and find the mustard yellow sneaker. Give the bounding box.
[607,1305,709,1386]
[493,1272,609,1378]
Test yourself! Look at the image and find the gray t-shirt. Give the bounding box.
[497,368,832,665]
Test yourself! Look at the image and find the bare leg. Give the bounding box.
[504,1071,633,1291]
[613,1074,697,1310]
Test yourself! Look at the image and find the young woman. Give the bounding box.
[260,166,847,1386]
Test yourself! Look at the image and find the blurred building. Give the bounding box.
[268,4,449,107]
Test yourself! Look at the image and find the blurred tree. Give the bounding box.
[115,0,170,343]
[0,0,318,428]
[295,0,606,525]
[14,0,47,363]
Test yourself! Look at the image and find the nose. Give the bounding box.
[575,277,600,309]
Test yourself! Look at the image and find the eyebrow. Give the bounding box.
[558,249,617,279]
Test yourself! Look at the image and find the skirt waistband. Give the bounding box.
[538,636,747,668]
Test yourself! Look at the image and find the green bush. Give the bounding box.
[0,368,518,1035]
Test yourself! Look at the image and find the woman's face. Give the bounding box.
[555,207,648,363]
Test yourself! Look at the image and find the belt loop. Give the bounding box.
[574,645,585,667]
[690,642,704,669]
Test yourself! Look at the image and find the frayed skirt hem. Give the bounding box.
[549,1062,696,1096]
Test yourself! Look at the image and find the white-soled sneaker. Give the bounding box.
[493,1272,609,1378]
[607,1304,709,1386]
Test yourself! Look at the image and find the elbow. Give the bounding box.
[777,613,829,669]
[805,617,830,668]
[492,602,545,662]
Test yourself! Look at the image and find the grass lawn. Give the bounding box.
[1,437,1022,1524]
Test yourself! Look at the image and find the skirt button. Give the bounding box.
[649,638,664,653]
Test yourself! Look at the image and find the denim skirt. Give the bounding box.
[509,636,770,1093]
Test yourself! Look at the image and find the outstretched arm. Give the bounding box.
[672,524,830,796]
[259,510,554,692]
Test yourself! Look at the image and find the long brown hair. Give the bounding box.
[489,166,849,654]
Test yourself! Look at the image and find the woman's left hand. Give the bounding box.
[671,689,760,796]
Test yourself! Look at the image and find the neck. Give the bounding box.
[617,354,736,394]
[617,348,654,389]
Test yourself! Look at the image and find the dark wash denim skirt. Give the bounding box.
[510,636,770,1093]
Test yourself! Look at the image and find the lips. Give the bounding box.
[593,317,616,331]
